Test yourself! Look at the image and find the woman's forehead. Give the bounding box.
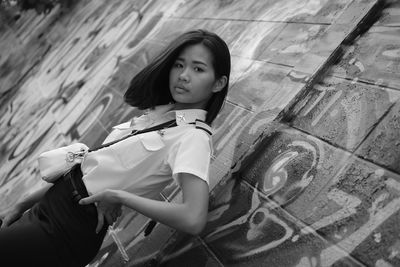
[177,44,213,65]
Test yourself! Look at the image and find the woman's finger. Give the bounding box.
[0,218,10,228]
[105,212,114,225]
[79,195,98,205]
[115,205,121,217]
[111,211,117,222]
[107,208,118,224]
[1,214,20,228]
[96,209,104,233]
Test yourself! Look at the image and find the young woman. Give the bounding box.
[0,29,231,266]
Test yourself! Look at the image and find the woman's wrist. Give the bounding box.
[14,201,31,213]
[14,183,52,213]
[109,189,124,205]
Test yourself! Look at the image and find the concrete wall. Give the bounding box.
[1,0,399,266]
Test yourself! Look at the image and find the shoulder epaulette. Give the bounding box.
[194,120,213,135]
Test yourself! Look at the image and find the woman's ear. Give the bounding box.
[212,76,227,93]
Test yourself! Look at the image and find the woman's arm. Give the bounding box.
[79,173,209,235]
[17,183,53,211]
[1,183,52,228]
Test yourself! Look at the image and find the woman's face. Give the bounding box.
[169,43,223,110]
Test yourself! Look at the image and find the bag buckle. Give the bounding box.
[66,148,87,163]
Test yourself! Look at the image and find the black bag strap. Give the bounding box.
[89,119,177,152]
[89,119,212,153]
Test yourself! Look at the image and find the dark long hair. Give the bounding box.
[124,29,231,125]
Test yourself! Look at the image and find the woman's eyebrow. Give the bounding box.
[176,57,208,66]
[192,60,208,66]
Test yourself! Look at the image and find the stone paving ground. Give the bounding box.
[1,0,400,266]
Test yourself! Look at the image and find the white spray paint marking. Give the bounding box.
[207,204,230,222]
[216,110,247,151]
[205,186,262,241]
[369,193,389,214]
[311,90,342,126]
[237,212,294,259]
[374,232,382,243]
[330,108,339,117]
[388,240,400,260]
[259,0,324,21]
[376,78,385,87]
[382,49,400,58]
[386,178,400,192]
[351,77,359,84]
[296,256,318,267]
[375,259,393,267]
[354,61,365,73]
[232,23,276,59]
[292,140,319,172]
[248,112,276,135]
[386,89,400,103]
[205,187,295,260]
[296,256,313,267]
[302,88,326,117]
[301,189,361,235]
[320,179,400,266]
[375,169,385,177]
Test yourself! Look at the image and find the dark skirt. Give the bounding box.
[0,165,108,267]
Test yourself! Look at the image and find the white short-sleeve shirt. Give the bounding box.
[80,104,212,199]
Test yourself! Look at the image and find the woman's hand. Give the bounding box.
[1,183,52,228]
[1,206,24,228]
[79,190,122,233]
[107,174,209,235]
[79,175,209,235]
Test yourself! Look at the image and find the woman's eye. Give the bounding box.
[174,62,183,68]
[194,67,204,72]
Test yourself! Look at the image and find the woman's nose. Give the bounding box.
[178,68,189,82]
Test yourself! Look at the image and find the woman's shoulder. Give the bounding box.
[176,125,213,150]
[182,123,212,139]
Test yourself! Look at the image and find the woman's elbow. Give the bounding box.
[185,214,207,235]
[189,221,206,236]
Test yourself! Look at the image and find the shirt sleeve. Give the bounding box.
[168,129,212,185]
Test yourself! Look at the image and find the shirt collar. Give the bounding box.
[164,108,207,126]
[113,104,207,130]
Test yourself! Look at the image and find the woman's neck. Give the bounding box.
[173,102,207,111]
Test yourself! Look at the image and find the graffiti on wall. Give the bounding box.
[2,0,400,266]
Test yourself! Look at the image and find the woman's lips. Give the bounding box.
[175,86,188,93]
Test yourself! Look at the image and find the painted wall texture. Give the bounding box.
[0,0,399,266]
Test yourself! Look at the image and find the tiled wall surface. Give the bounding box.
[1,0,399,266]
